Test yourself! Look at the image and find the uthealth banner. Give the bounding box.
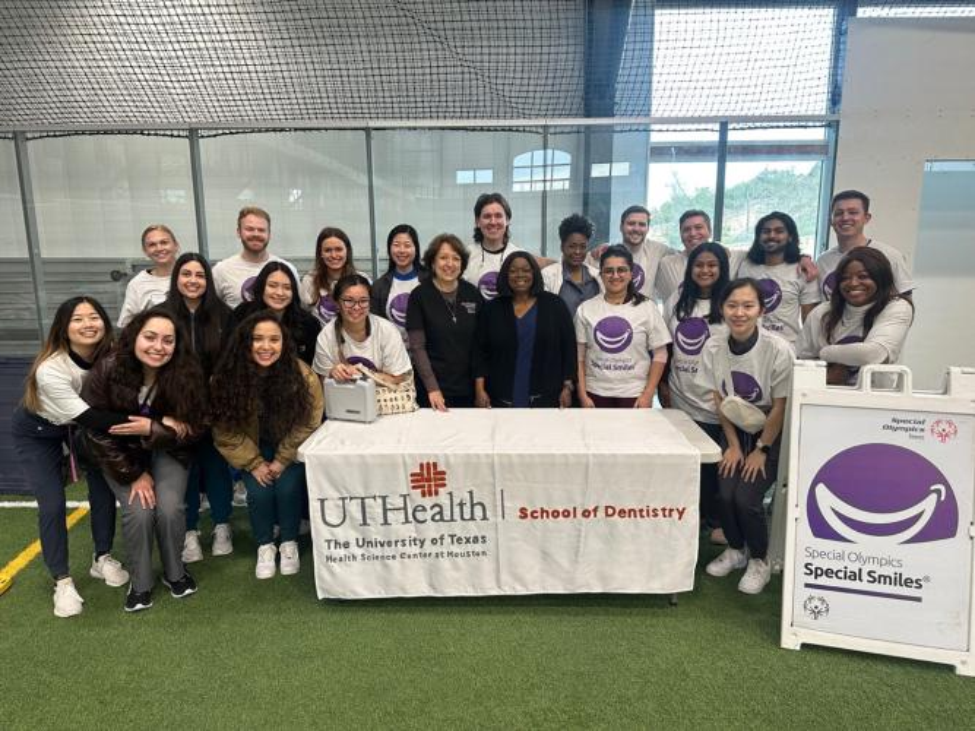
[299,410,701,599]
[791,405,975,651]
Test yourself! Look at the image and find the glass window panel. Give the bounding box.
[0,139,40,354]
[552,165,571,180]
[456,170,474,185]
[532,150,546,166]
[611,162,631,177]
[514,151,532,166]
[648,126,718,248]
[30,134,195,324]
[591,163,611,178]
[474,169,493,184]
[513,167,531,183]
[859,3,975,18]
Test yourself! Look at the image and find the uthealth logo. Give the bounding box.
[410,461,447,498]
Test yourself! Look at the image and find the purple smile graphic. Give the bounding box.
[389,293,410,327]
[675,317,710,356]
[241,276,257,302]
[823,271,838,299]
[317,295,338,323]
[593,316,633,354]
[478,271,499,300]
[807,444,958,544]
[632,263,646,292]
[722,371,763,403]
[346,356,377,372]
[757,278,782,313]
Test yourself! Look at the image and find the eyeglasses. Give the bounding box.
[339,298,370,309]
[601,266,630,276]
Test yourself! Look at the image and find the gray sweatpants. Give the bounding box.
[106,451,188,593]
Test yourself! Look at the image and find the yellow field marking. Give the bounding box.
[0,506,89,596]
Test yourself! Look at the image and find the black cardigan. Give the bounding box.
[473,292,577,407]
[370,267,429,319]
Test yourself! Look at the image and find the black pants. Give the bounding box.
[694,420,723,531]
[11,408,118,579]
[716,428,779,561]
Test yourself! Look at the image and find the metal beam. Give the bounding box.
[188,129,209,258]
[365,129,379,279]
[712,122,729,242]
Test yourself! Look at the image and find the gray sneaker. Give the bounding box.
[89,554,130,587]
[211,523,233,556]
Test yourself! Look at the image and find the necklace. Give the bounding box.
[442,292,457,324]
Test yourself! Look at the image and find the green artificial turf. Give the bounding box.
[1,505,972,730]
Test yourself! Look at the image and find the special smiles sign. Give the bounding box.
[790,404,974,652]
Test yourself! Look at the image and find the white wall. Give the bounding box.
[833,18,975,388]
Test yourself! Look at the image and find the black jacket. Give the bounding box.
[474,293,577,407]
[370,267,429,319]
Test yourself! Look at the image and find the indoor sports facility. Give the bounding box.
[2,2,974,728]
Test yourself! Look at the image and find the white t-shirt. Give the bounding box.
[816,240,914,300]
[796,299,913,383]
[586,238,672,301]
[655,245,746,303]
[664,293,727,424]
[34,351,91,425]
[736,260,820,346]
[464,243,524,301]
[313,314,412,378]
[212,252,297,309]
[118,269,170,327]
[702,329,794,412]
[299,271,373,326]
[575,296,672,398]
[385,273,422,339]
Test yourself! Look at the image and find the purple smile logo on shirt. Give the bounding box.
[632,263,646,292]
[241,276,257,303]
[317,295,338,323]
[346,356,377,372]
[722,371,763,403]
[478,272,499,300]
[593,316,633,354]
[758,279,782,313]
[807,444,958,545]
[389,293,410,327]
[674,318,710,356]
[823,271,838,299]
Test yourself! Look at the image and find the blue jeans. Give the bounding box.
[242,442,306,545]
[185,432,234,531]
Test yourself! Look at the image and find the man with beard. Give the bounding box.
[212,207,298,308]
[586,205,672,301]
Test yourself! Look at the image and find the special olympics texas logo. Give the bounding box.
[478,272,499,300]
[674,317,710,356]
[930,419,958,444]
[593,316,633,354]
[757,278,782,313]
[241,276,257,302]
[389,293,410,326]
[722,371,763,403]
[410,461,447,498]
[318,295,338,323]
[631,263,646,292]
[807,444,958,545]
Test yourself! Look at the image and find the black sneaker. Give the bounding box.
[162,572,198,599]
[124,587,153,613]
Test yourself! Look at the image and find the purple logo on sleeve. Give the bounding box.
[317,295,338,323]
[822,271,838,299]
[757,278,782,313]
[389,293,410,327]
[722,371,763,403]
[241,276,257,303]
[593,316,633,354]
[632,263,646,292]
[478,271,499,300]
[346,355,377,372]
[807,444,958,545]
[674,317,710,356]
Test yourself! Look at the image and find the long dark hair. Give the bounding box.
[210,312,312,444]
[312,226,356,294]
[108,307,205,423]
[599,245,646,306]
[333,274,373,348]
[165,253,230,372]
[675,242,729,324]
[385,224,423,274]
[747,211,802,265]
[822,247,911,343]
[23,296,114,413]
[496,251,544,298]
[250,261,305,329]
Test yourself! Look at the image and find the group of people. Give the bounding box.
[13,188,915,616]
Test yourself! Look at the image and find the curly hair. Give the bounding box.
[109,307,206,423]
[822,247,911,343]
[210,312,312,445]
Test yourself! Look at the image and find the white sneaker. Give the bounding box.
[211,523,233,556]
[53,578,84,618]
[705,547,748,577]
[255,544,277,580]
[89,553,130,587]
[232,481,248,507]
[279,541,300,575]
[182,530,204,563]
[738,558,772,595]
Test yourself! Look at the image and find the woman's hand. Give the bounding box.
[742,449,768,483]
[109,416,154,437]
[718,444,744,479]
[474,388,491,409]
[559,384,573,409]
[633,391,654,409]
[266,460,285,481]
[250,463,275,487]
[129,472,156,509]
[428,390,449,412]
[161,416,191,440]
[579,393,596,409]
[329,363,360,382]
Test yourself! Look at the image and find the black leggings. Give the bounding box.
[716,428,780,561]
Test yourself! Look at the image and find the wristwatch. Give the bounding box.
[755,439,771,454]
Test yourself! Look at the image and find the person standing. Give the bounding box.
[370,224,428,339]
[464,193,524,301]
[541,213,601,318]
[299,226,369,327]
[118,225,180,327]
[586,205,672,301]
[212,207,298,308]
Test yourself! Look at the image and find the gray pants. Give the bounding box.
[106,451,188,593]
